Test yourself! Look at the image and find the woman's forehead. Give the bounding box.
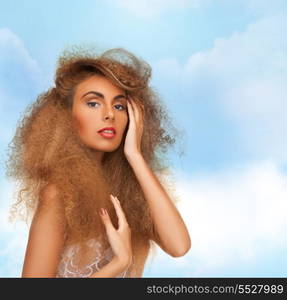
[76,75,125,95]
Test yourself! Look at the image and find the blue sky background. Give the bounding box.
[1,0,287,277]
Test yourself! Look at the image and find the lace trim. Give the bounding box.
[56,238,130,278]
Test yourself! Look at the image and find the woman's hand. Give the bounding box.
[124,96,145,158]
[99,194,132,269]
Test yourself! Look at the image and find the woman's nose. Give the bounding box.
[103,107,115,121]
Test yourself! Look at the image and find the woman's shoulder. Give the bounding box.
[38,183,63,210]
[41,183,59,198]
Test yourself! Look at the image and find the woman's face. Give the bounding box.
[72,75,128,154]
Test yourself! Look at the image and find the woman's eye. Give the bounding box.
[87,102,99,108]
[115,104,126,111]
[87,102,126,111]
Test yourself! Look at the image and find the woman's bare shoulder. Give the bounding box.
[41,183,59,198]
[38,183,62,209]
[22,182,66,277]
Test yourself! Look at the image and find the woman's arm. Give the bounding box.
[124,97,191,258]
[126,153,191,258]
[22,184,66,277]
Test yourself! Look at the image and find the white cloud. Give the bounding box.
[0,31,45,275]
[0,180,29,277]
[149,11,287,275]
[0,28,44,146]
[0,28,43,95]
[2,162,287,277]
[145,161,287,276]
[154,12,287,163]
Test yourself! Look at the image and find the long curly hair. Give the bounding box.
[5,45,184,276]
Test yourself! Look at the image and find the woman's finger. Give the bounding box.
[134,101,142,125]
[127,98,136,126]
[111,195,126,226]
[130,98,141,125]
[130,98,139,124]
[130,97,144,124]
[99,207,114,231]
[109,194,128,229]
[128,98,144,136]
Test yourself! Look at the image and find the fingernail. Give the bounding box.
[104,209,108,215]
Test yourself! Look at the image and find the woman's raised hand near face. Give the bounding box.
[99,195,132,269]
[124,96,144,158]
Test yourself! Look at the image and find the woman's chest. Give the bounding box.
[56,238,131,278]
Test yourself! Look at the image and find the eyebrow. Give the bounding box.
[81,91,127,101]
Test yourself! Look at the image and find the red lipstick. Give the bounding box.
[97,127,116,139]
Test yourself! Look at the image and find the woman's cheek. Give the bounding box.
[72,114,87,137]
[72,115,80,130]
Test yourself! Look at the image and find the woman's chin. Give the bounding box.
[89,144,121,153]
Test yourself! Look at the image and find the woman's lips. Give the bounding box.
[98,131,116,139]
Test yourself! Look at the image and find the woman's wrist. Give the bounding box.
[89,256,129,278]
[113,255,132,271]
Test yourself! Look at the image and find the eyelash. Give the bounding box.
[87,102,126,111]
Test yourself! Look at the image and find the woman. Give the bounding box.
[5,46,191,277]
